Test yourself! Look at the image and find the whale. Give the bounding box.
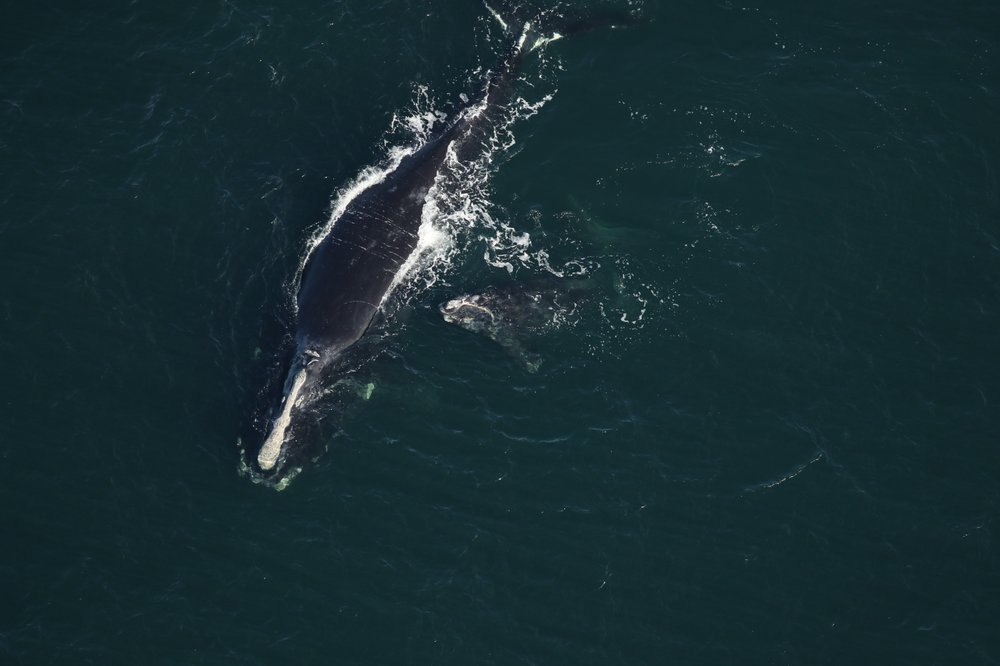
[440,279,595,371]
[252,7,635,480]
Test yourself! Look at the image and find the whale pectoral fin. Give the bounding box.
[329,377,377,401]
[521,351,543,374]
[496,333,543,374]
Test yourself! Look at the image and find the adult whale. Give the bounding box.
[254,7,634,478]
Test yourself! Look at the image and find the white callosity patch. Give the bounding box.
[257,368,308,470]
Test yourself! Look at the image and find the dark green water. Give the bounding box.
[2,1,999,663]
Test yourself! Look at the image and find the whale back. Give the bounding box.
[295,130,458,350]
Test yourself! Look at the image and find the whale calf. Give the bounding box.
[440,280,594,371]
[252,7,634,480]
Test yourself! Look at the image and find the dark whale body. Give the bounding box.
[296,128,459,352]
[254,7,635,479]
[256,113,484,473]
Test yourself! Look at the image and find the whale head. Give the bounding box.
[439,296,497,334]
[256,345,330,476]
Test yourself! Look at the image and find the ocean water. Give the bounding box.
[2,1,999,664]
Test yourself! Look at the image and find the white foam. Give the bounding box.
[483,2,509,32]
[516,23,531,52]
[531,32,563,52]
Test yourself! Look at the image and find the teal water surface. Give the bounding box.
[2,1,999,664]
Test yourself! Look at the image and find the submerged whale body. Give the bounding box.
[440,280,594,371]
[252,7,634,481]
